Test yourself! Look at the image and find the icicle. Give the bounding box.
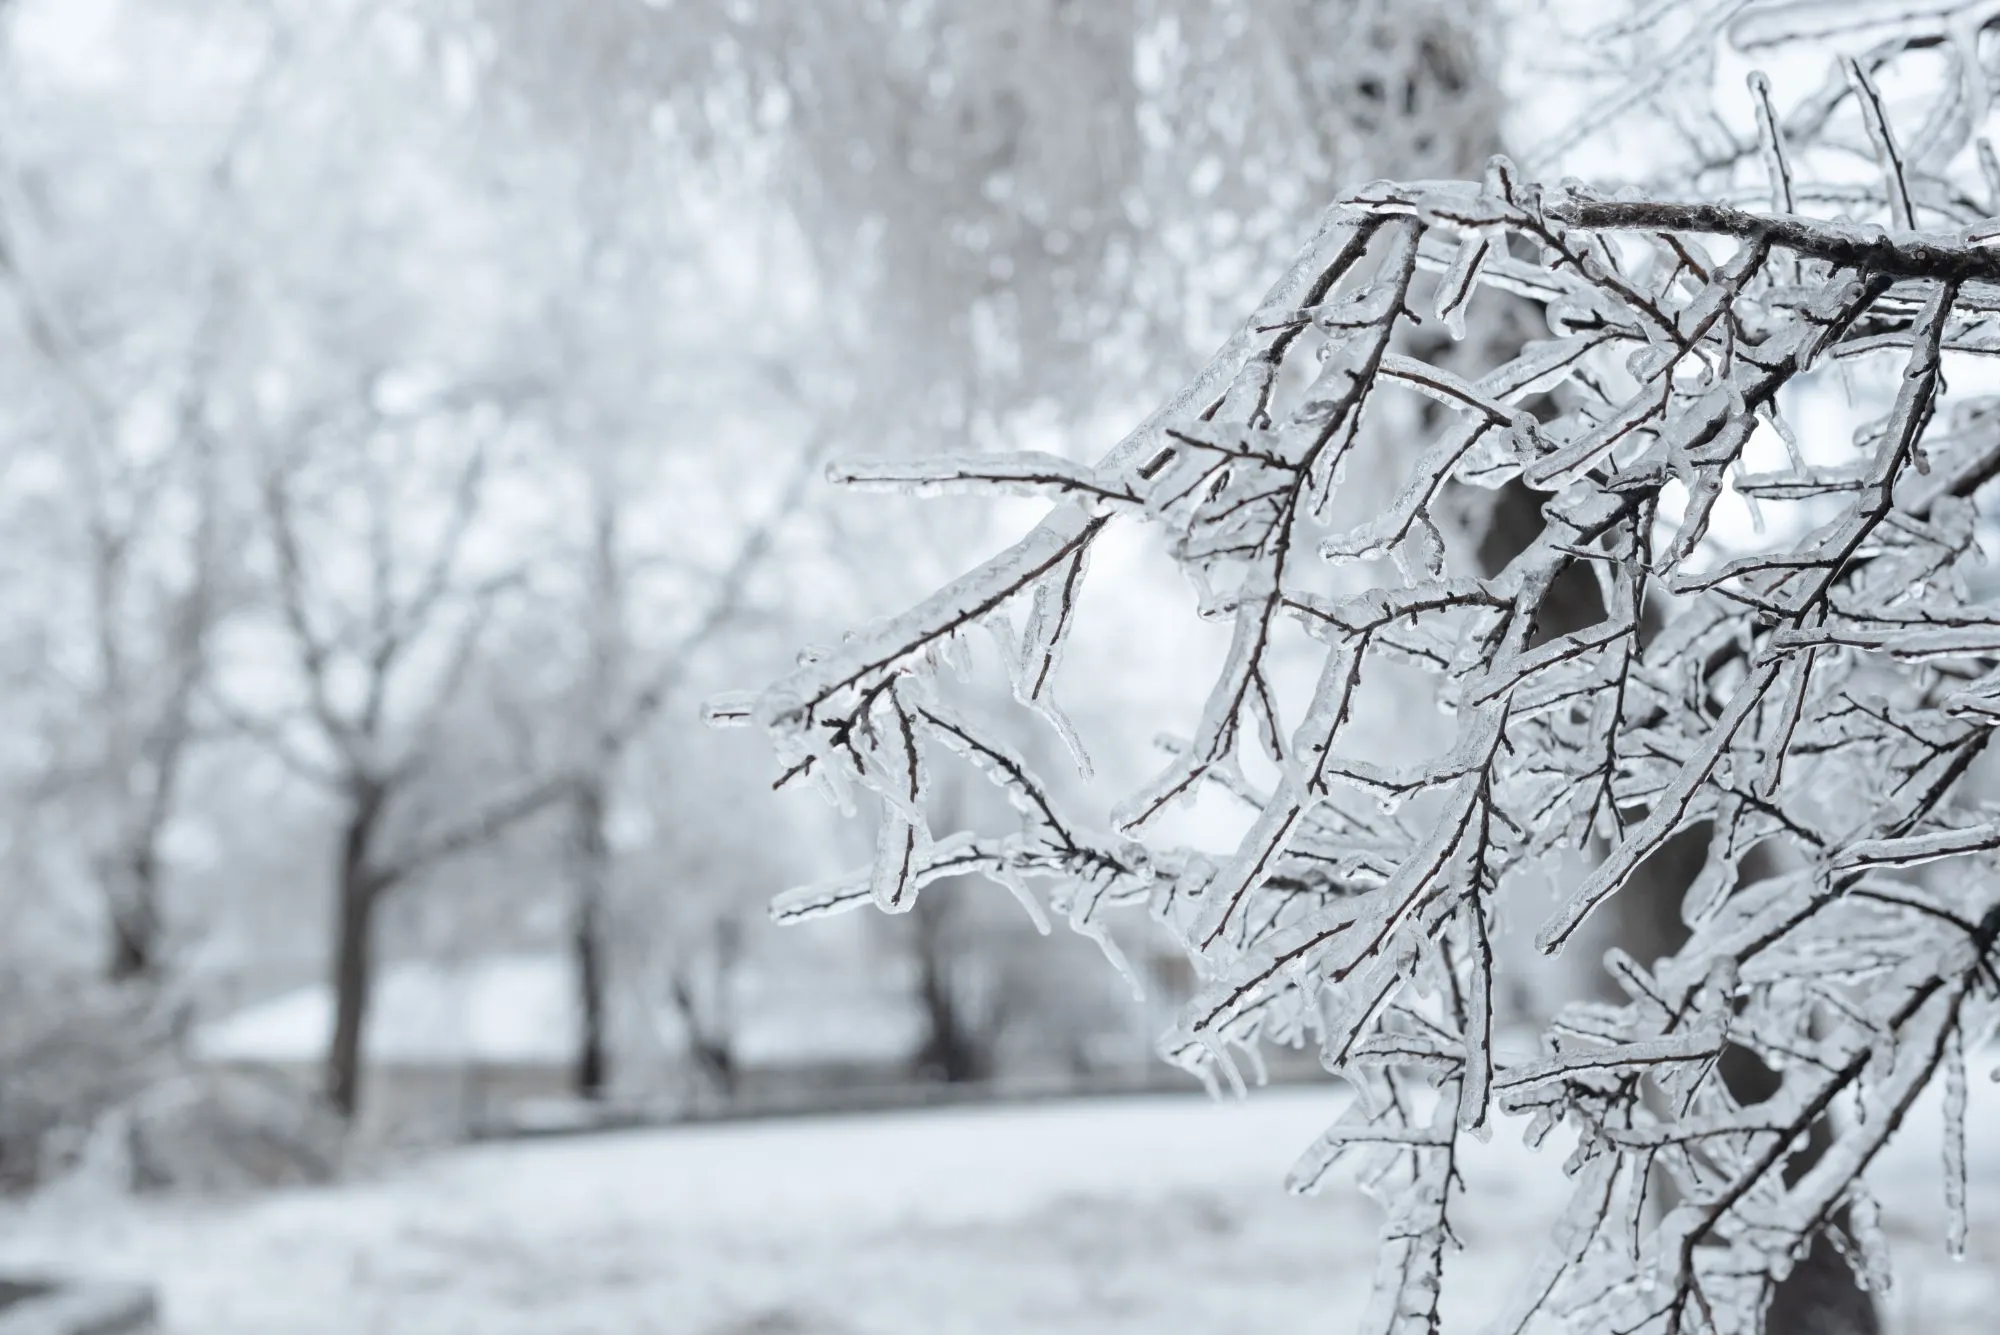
[1945,1022,1968,1259]
[1074,914,1144,1001]
[1433,231,1494,340]
[1032,694,1095,780]
[1014,552,1096,777]
[812,751,859,817]
[869,815,926,913]
[1391,513,1448,583]
[1847,1188,1894,1294]
[989,863,1053,936]
[1197,1026,1249,1099]
[1239,1036,1270,1088]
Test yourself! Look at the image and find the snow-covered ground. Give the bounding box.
[3,1083,1998,1334]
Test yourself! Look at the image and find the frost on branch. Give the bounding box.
[720,26,2000,1335]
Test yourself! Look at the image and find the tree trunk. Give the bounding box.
[105,846,161,983]
[667,960,738,1103]
[910,891,995,1084]
[1611,830,1877,1335]
[324,782,386,1122]
[570,492,621,1102]
[1474,480,1879,1335]
[567,777,610,1100]
[682,1008,737,1101]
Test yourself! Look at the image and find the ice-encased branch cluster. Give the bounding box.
[715,20,2000,1335]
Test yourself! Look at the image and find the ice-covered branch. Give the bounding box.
[728,29,2000,1333]
[1542,200,2000,284]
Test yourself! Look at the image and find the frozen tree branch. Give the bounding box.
[723,12,2000,1334]
[1545,198,2000,283]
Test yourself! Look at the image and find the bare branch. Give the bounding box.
[374,770,577,891]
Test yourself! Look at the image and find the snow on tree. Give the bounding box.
[721,5,2000,1332]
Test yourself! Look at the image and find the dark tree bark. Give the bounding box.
[1608,823,1879,1335]
[316,767,571,1121]
[555,455,802,1103]
[666,917,742,1102]
[323,780,387,1122]
[1475,480,1879,1335]
[567,777,610,1100]
[909,890,1001,1085]
[106,849,162,983]
[670,982,738,1101]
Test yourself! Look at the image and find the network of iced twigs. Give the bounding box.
[713,25,2000,1335]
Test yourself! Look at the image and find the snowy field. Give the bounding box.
[4,1083,2000,1334]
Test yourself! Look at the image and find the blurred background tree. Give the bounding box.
[0,0,1638,1183]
